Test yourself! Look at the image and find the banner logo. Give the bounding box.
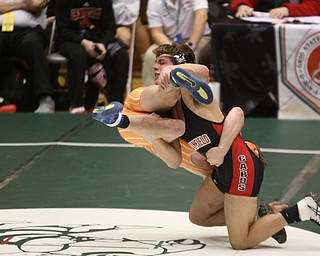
[295,33,320,100]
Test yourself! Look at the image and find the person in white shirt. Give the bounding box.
[142,0,211,86]
[113,0,151,61]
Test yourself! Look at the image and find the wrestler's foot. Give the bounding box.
[297,192,320,226]
[91,101,124,127]
[170,67,213,105]
[258,203,287,244]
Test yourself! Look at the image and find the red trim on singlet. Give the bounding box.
[212,123,223,136]
[229,137,255,196]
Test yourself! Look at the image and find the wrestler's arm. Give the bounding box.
[139,84,181,112]
[122,112,184,168]
[125,113,185,143]
[140,64,210,112]
[148,138,182,169]
[149,112,184,168]
[206,107,244,167]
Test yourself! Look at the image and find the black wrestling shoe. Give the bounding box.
[258,203,287,244]
[170,67,213,105]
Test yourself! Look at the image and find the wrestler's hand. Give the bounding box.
[269,201,289,213]
[235,5,254,18]
[269,7,289,19]
[206,146,227,167]
[149,112,161,118]
[158,66,177,92]
[191,152,212,169]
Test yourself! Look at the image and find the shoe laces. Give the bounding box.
[306,193,320,225]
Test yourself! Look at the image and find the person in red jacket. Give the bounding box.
[53,0,129,114]
[230,0,320,18]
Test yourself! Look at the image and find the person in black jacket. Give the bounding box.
[53,0,129,114]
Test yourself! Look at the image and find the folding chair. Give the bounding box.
[126,21,136,96]
[47,19,67,64]
[46,19,68,109]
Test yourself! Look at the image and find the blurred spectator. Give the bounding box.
[113,0,152,61]
[208,0,232,23]
[230,0,320,18]
[113,0,140,46]
[0,0,55,113]
[142,0,211,86]
[0,96,16,112]
[53,0,129,114]
[134,16,152,60]
[46,0,55,25]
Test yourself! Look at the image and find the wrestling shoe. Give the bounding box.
[258,203,287,244]
[91,101,124,127]
[170,67,214,105]
[34,96,55,113]
[297,192,320,226]
[0,97,16,112]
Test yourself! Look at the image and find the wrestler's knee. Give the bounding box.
[188,209,208,226]
[229,239,249,250]
[188,211,200,225]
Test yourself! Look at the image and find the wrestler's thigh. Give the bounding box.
[189,176,224,219]
[224,193,257,247]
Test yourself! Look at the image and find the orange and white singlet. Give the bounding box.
[118,87,212,178]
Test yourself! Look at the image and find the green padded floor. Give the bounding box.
[0,113,319,233]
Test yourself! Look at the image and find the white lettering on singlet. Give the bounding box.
[188,134,211,150]
[237,155,248,191]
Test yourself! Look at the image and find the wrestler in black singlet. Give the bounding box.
[180,99,264,197]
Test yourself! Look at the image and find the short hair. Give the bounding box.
[153,43,196,64]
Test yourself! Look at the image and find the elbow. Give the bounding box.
[171,119,185,138]
[166,156,182,169]
[232,106,244,116]
[27,5,43,12]
[202,66,210,83]
[28,0,47,11]
[167,163,180,169]
[232,107,244,128]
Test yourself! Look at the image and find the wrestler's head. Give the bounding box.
[153,43,195,84]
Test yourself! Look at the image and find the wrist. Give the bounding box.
[217,144,229,156]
